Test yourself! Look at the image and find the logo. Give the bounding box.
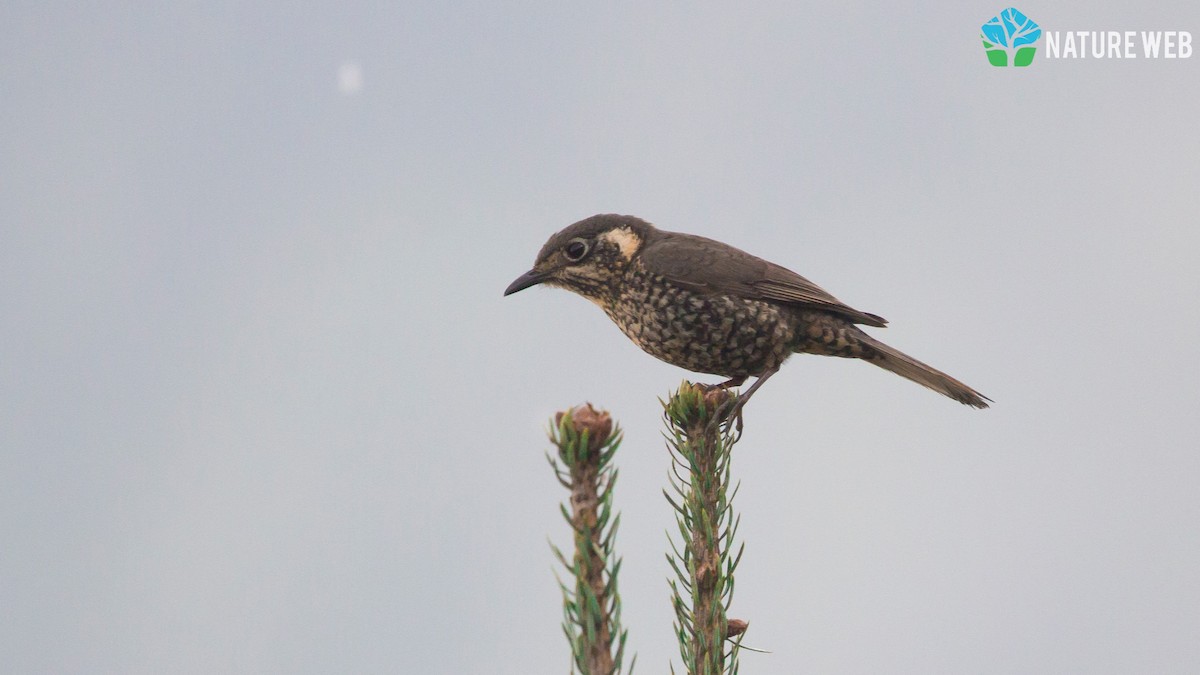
[981,8,1042,67]
[980,9,1194,65]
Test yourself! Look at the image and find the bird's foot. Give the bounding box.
[715,376,747,389]
[705,366,779,438]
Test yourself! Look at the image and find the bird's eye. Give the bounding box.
[564,239,589,262]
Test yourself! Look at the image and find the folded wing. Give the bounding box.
[640,231,887,328]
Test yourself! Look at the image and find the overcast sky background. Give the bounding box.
[3,2,1198,674]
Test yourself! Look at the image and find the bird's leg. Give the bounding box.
[734,366,778,409]
[710,365,780,434]
[716,375,747,389]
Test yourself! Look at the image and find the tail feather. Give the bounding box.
[859,335,991,408]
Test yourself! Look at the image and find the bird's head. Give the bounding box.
[503,214,653,303]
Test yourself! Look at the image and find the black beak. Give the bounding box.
[504,269,549,296]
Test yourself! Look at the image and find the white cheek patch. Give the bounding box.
[566,266,603,280]
[600,227,642,261]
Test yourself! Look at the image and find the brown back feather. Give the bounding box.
[640,230,888,328]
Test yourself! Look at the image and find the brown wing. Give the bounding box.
[640,231,887,327]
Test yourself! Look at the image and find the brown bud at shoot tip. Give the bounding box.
[556,403,613,451]
[701,385,733,412]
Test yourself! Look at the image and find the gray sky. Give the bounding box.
[3,2,1198,673]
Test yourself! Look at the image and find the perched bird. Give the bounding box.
[504,214,989,409]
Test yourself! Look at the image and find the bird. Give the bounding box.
[504,214,989,409]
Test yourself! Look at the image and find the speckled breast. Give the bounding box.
[601,267,796,378]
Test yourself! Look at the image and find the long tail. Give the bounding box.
[858,334,991,408]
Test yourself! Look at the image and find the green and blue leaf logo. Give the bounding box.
[981,8,1042,67]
